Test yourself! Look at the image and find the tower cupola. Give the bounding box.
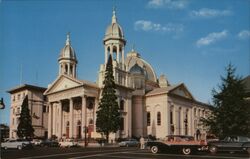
[103,8,126,70]
[58,33,77,78]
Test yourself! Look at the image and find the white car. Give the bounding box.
[1,139,33,150]
[31,139,42,146]
[59,139,78,148]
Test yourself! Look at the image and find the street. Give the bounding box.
[1,147,250,159]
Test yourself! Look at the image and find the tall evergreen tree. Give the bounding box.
[96,55,121,142]
[17,95,34,139]
[202,64,250,138]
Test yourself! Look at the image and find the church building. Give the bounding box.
[44,9,211,141]
[8,9,211,141]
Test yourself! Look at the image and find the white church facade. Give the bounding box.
[8,10,211,141]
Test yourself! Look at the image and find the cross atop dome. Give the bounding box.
[66,32,71,45]
[112,6,117,24]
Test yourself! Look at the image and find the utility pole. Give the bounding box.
[0,98,6,159]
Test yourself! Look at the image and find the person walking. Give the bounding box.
[140,136,145,149]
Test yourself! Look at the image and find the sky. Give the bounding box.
[0,0,249,125]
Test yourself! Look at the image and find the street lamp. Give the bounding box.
[0,98,5,159]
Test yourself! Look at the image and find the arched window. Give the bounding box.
[157,112,161,126]
[65,64,68,74]
[89,119,93,125]
[120,100,124,111]
[120,117,124,131]
[147,112,151,126]
[77,120,81,126]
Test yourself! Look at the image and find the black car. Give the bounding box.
[208,136,250,154]
[40,140,59,147]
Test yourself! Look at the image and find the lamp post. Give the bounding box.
[0,97,5,159]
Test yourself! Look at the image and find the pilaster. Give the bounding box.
[69,98,74,138]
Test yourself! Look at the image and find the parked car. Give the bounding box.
[40,139,59,147]
[1,139,33,150]
[59,139,78,148]
[31,139,43,146]
[208,135,250,154]
[147,135,207,155]
[118,139,139,147]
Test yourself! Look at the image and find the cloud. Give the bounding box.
[237,30,250,39]
[190,8,232,18]
[134,20,184,34]
[147,0,188,9]
[196,30,228,47]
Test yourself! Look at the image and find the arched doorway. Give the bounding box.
[88,119,94,138]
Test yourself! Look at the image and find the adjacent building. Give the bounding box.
[7,84,48,139]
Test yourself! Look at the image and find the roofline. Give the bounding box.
[7,84,47,94]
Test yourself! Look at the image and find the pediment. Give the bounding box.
[169,84,194,100]
[44,75,82,95]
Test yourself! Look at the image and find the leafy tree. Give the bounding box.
[202,64,250,138]
[96,55,121,142]
[17,95,34,139]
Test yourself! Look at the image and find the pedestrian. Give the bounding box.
[140,136,145,149]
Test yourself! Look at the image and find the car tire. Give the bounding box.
[209,146,217,154]
[126,144,129,147]
[17,145,22,150]
[182,147,192,155]
[247,148,250,155]
[151,146,159,154]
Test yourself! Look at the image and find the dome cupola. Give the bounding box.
[104,8,125,43]
[59,33,77,62]
[58,33,77,78]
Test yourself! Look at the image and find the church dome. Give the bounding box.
[104,9,125,42]
[130,63,144,75]
[59,33,77,62]
[125,49,157,82]
[105,23,124,39]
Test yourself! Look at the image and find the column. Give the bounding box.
[122,48,124,69]
[93,97,98,132]
[188,108,192,136]
[67,63,70,75]
[81,96,86,139]
[69,98,74,138]
[127,98,132,138]
[165,104,169,136]
[52,103,56,136]
[58,101,62,139]
[105,47,108,64]
[73,65,75,78]
[48,103,52,139]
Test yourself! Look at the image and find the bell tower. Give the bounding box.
[103,8,126,70]
[58,33,78,78]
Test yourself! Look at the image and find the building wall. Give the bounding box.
[9,87,47,139]
[146,94,168,139]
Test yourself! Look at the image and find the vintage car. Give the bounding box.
[147,135,207,155]
[118,139,139,147]
[208,136,250,154]
[40,139,59,147]
[1,139,33,150]
[59,139,78,148]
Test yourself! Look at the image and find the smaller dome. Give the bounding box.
[59,33,77,62]
[104,9,125,42]
[130,63,144,75]
[105,23,124,40]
